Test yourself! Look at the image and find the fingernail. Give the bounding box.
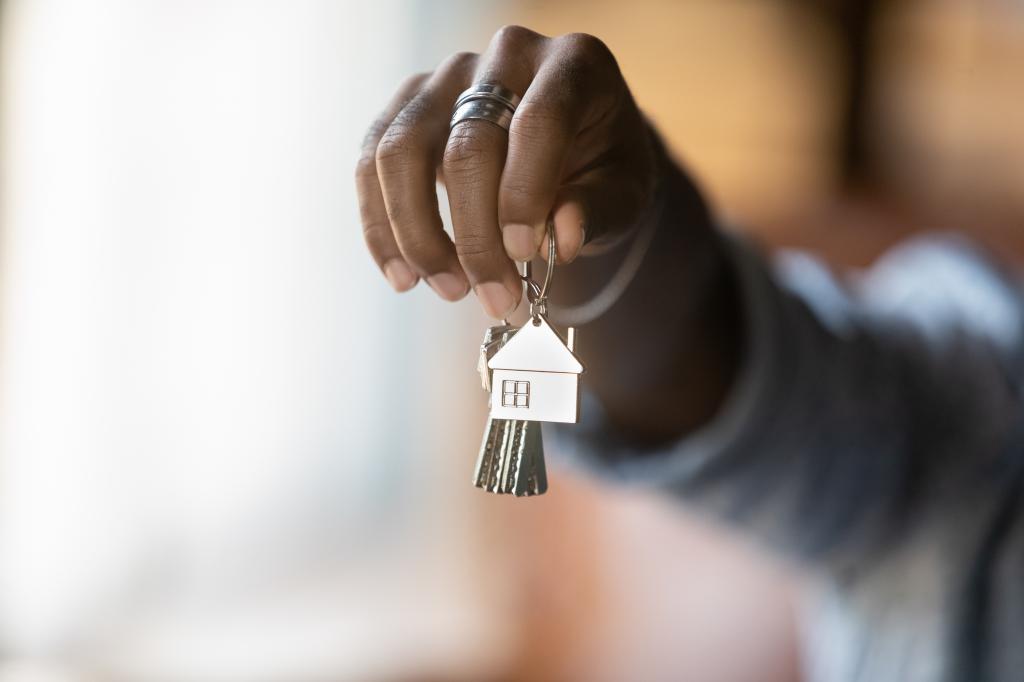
[502,223,539,262]
[383,259,418,292]
[428,272,469,301]
[474,282,516,319]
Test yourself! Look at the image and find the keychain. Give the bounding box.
[473,225,584,497]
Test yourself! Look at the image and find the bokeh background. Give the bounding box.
[1,1,1022,681]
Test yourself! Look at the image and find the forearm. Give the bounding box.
[552,134,742,446]
[558,230,1024,575]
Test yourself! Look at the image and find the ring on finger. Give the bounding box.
[450,82,522,132]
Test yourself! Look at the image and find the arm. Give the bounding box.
[557,231,1024,569]
[550,133,741,445]
[355,26,1024,570]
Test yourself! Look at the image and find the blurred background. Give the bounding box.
[0,0,1021,680]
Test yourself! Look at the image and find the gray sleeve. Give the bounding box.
[551,233,1024,573]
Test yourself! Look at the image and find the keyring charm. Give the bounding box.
[472,219,584,497]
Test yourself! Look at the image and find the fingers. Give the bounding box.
[500,32,624,264]
[442,26,545,318]
[540,161,650,264]
[542,203,586,263]
[356,72,428,292]
[361,26,641,312]
[374,53,479,301]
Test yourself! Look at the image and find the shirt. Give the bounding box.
[553,233,1024,682]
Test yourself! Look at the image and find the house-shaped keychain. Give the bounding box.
[486,316,584,424]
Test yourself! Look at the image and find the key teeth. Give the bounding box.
[512,420,546,497]
[473,418,506,493]
[473,418,547,497]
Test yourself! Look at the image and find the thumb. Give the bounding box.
[541,167,652,264]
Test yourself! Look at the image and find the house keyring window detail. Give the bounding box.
[486,314,583,424]
[502,380,530,408]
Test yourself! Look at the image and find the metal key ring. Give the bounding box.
[520,221,557,321]
[523,278,543,304]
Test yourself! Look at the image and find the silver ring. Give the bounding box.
[450,83,521,132]
[454,83,522,112]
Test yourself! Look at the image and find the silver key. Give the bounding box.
[471,226,583,498]
[474,418,547,496]
[474,324,547,496]
[477,324,517,392]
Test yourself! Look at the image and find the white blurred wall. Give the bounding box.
[0,2,505,680]
[0,3,810,681]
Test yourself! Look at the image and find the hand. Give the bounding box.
[356,25,659,318]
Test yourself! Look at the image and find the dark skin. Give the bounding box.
[356,26,740,445]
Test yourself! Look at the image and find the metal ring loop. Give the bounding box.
[520,221,557,321]
[523,278,542,303]
[538,220,556,301]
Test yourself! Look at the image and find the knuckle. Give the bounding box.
[557,33,618,86]
[453,233,497,261]
[375,127,422,175]
[359,115,391,157]
[354,152,378,181]
[438,50,478,76]
[392,93,434,129]
[361,219,392,245]
[375,91,444,177]
[400,236,447,270]
[442,128,493,177]
[399,71,431,94]
[561,32,613,63]
[361,117,385,145]
[550,33,622,108]
[492,24,539,49]
[358,71,432,167]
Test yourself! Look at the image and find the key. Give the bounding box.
[474,418,547,496]
[477,324,517,392]
[474,324,547,496]
[473,314,579,496]
[471,225,583,498]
